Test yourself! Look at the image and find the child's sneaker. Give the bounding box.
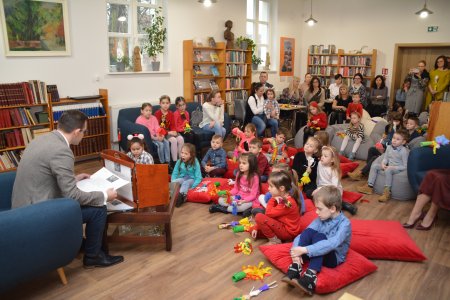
[348,152,356,161]
[357,184,373,195]
[283,263,300,281]
[293,268,317,295]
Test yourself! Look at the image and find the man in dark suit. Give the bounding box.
[259,71,273,91]
[12,110,123,268]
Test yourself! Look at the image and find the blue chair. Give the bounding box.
[0,172,83,292]
[118,102,231,158]
[407,145,450,194]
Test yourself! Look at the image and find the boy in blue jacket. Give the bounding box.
[282,185,351,295]
[201,135,227,177]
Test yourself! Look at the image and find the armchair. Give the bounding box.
[0,172,83,293]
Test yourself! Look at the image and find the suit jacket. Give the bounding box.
[12,131,104,208]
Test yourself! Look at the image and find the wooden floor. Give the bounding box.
[2,139,450,299]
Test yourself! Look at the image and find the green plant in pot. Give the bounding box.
[143,7,167,71]
[236,36,255,50]
[252,54,262,70]
[116,56,131,72]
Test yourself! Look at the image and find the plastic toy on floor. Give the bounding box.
[420,134,449,154]
[232,262,272,282]
[233,281,278,300]
[218,217,254,232]
[234,238,253,255]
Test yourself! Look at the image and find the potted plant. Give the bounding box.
[116,56,130,72]
[143,7,167,71]
[252,54,262,70]
[236,36,255,50]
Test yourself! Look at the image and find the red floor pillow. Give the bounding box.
[342,190,364,204]
[341,162,359,177]
[186,178,234,204]
[350,219,427,261]
[339,155,351,163]
[224,159,238,179]
[259,243,378,294]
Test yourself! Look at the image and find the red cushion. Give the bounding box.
[259,243,378,294]
[186,178,234,204]
[339,155,351,163]
[341,162,359,177]
[342,190,364,204]
[224,159,239,179]
[350,219,427,261]
[261,183,269,194]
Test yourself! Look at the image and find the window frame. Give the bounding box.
[246,0,272,71]
[106,0,166,72]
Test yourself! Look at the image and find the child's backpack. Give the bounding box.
[191,106,203,127]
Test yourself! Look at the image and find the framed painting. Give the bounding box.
[279,37,295,76]
[0,0,71,56]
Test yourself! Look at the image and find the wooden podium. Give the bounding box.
[100,150,179,251]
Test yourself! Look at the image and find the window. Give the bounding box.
[246,0,271,69]
[106,0,165,72]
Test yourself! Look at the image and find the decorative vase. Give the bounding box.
[252,63,258,70]
[240,41,248,50]
[151,61,161,71]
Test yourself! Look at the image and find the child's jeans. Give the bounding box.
[218,196,253,213]
[172,176,194,194]
[368,164,402,188]
[292,228,338,272]
[153,139,170,163]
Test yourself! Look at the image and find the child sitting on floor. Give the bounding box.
[263,128,289,165]
[248,138,270,183]
[315,146,357,215]
[126,134,154,165]
[171,143,202,207]
[357,129,410,202]
[201,134,227,177]
[229,123,257,159]
[292,136,320,199]
[251,170,302,245]
[282,186,351,296]
[339,111,365,161]
[209,153,261,214]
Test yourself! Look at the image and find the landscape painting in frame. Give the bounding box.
[0,0,71,56]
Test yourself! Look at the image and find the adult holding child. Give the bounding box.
[199,90,226,138]
[424,55,450,110]
[12,110,123,268]
[368,75,388,117]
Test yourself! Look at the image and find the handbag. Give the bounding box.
[190,106,203,127]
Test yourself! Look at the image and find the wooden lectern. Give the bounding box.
[100,149,179,251]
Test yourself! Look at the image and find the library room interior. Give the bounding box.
[1,0,450,299]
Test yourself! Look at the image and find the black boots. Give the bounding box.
[209,204,229,214]
[342,201,358,215]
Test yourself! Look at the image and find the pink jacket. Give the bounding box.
[231,174,261,208]
[232,127,255,153]
[136,115,160,139]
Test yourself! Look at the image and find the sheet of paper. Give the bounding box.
[77,167,129,193]
[106,199,134,212]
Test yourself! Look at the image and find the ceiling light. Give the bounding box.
[305,0,317,26]
[415,0,433,18]
[198,0,217,7]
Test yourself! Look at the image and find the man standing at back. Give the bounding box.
[12,110,124,268]
[259,71,273,91]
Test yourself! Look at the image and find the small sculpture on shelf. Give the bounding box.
[133,46,142,72]
[224,20,234,49]
[264,52,271,70]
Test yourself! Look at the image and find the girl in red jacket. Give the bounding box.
[302,101,327,146]
[252,170,302,245]
[173,96,195,145]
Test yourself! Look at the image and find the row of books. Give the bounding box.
[193,93,209,104]
[52,102,105,121]
[0,150,23,171]
[193,50,219,62]
[308,66,338,77]
[225,64,248,77]
[339,66,371,77]
[226,78,245,90]
[193,79,218,91]
[0,80,49,107]
[70,135,107,157]
[0,129,26,148]
[194,65,221,77]
[340,56,371,66]
[309,44,337,54]
[225,90,249,102]
[86,118,108,135]
[226,51,247,63]
[308,55,337,65]
[0,108,42,128]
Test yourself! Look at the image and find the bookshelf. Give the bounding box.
[183,40,252,115]
[307,47,377,87]
[0,81,51,172]
[50,89,111,161]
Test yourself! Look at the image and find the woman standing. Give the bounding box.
[349,73,367,108]
[404,61,429,115]
[369,75,388,117]
[424,55,450,110]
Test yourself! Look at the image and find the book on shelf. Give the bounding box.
[32,127,51,138]
[210,52,219,62]
[193,50,204,62]
[210,65,220,76]
[193,64,203,76]
[47,85,60,102]
[193,80,201,90]
[208,37,216,48]
[51,102,105,121]
[209,79,219,90]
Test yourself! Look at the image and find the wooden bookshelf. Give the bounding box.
[307,48,341,86]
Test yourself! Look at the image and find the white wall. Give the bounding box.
[0,0,449,107]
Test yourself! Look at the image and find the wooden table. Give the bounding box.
[103,182,180,251]
[279,104,306,141]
